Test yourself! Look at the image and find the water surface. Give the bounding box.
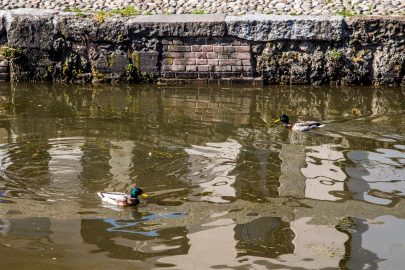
[0,83,404,269]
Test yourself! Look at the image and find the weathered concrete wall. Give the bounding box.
[0,9,403,85]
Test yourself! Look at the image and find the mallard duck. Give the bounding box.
[98,186,148,206]
[274,114,324,131]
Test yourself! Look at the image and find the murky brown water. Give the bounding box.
[0,83,404,269]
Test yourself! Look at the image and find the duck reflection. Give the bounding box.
[80,211,189,260]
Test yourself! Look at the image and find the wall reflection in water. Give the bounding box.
[0,83,403,268]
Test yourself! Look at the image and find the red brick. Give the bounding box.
[219,59,241,66]
[231,52,251,60]
[207,52,217,59]
[173,59,186,65]
[168,45,191,52]
[171,65,186,71]
[208,59,219,65]
[162,71,175,78]
[215,66,232,72]
[198,65,210,72]
[195,52,208,59]
[242,60,251,66]
[232,66,243,72]
[168,52,184,58]
[162,40,172,45]
[224,46,236,53]
[176,72,198,79]
[186,65,197,72]
[192,45,202,52]
[218,52,232,59]
[184,52,196,58]
[196,59,207,65]
[202,45,213,52]
[243,66,253,72]
[213,46,223,53]
[198,72,211,79]
[235,46,250,53]
[186,58,196,65]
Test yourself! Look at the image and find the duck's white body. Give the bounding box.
[97,192,129,206]
[290,121,325,131]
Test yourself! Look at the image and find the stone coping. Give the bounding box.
[0,9,404,44]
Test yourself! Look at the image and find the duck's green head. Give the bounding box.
[130,187,149,199]
[275,114,289,124]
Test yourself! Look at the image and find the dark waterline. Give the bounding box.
[0,83,404,269]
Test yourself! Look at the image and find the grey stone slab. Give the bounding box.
[136,51,159,74]
[225,15,345,42]
[127,14,226,37]
[54,16,98,43]
[5,10,55,50]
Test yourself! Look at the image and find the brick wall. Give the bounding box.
[162,38,254,82]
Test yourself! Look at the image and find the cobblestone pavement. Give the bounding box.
[0,0,404,16]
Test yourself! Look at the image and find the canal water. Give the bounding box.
[0,83,404,269]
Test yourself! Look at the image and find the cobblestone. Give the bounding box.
[0,0,403,15]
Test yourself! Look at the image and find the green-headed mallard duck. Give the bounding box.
[98,185,148,206]
[274,114,324,131]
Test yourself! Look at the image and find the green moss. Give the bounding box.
[64,8,86,17]
[0,45,21,59]
[92,69,105,80]
[166,57,173,65]
[144,11,153,15]
[63,7,82,12]
[94,10,110,23]
[72,68,84,79]
[335,8,356,17]
[107,54,116,67]
[110,6,139,16]
[133,51,139,69]
[329,49,343,62]
[62,61,69,76]
[126,63,134,73]
[266,11,274,15]
[191,8,206,14]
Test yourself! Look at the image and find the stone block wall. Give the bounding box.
[161,38,254,82]
[0,10,403,86]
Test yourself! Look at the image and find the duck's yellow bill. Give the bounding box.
[140,193,149,199]
[274,118,280,123]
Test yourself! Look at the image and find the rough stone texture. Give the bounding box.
[0,9,403,85]
[128,14,226,37]
[6,11,55,50]
[226,15,346,42]
[0,11,6,39]
[136,51,159,75]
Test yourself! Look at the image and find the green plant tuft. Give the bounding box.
[329,49,343,61]
[63,7,82,12]
[94,10,110,23]
[0,45,22,60]
[335,8,356,17]
[191,8,206,14]
[110,6,140,16]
